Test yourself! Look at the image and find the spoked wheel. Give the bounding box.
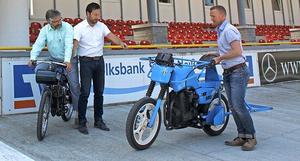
[37,89,51,141]
[203,94,229,136]
[126,97,161,150]
[62,87,73,121]
[61,103,73,121]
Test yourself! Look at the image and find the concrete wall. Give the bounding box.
[28,0,300,25]
[102,0,121,20]
[291,0,300,25]
[253,0,264,24]
[0,0,29,46]
[122,0,140,21]
[158,1,174,22]
[174,0,190,22]
[190,0,204,22]
[56,0,77,18]
[229,0,239,24]
[31,0,54,20]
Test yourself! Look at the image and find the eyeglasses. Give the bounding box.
[49,17,62,24]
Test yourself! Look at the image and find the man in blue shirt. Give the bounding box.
[28,9,80,126]
[210,5,257,151]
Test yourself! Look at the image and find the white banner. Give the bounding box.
[1,52,260,115]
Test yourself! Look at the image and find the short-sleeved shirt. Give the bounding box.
[217,20,245,69]
[30,22,74,63]
[74,20,111,57]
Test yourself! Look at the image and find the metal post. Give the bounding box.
[237,0,246,25]
[147,0,157,23]
[156,0,160,22]
[272,0,276,25]
[173,0,176,22]
[289,0,295,26]
[188,0,192,23]
[251,0,255,25]
[261,0,266,25]
[139,0,142,20]
[228,0,232,24]
[281,0,285,25]
[54,0,56,9]
[202,0,206,23]
[120,0,123,20]
[77,0,80,18]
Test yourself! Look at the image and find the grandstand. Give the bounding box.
[2,0,300,47]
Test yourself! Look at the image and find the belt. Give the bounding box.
[79,56,102,61]
[223,62,246,74]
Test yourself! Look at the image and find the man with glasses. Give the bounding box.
[28,9,80,126]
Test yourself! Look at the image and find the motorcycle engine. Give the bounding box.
[166,89,199,128]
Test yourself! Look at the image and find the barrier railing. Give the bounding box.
[1,42,300,51]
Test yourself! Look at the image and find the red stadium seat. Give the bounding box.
[183,40,192,45]
[259,39,266,43]
[30,22,42,29]
[194,40,203,44]
[29,34,38,44]
[63,18,74,25]
[171,40,181,45]
[73,18,83,25]
[139,40,151,45]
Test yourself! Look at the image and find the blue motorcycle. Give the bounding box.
[126,53,272,150]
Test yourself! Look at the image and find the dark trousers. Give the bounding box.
[78,56,105,125]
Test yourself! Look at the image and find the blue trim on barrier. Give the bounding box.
[103,85,149,94]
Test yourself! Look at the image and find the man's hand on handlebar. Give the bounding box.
[28,60,37,68]
[213,56,222,65]
[64,62,72,72]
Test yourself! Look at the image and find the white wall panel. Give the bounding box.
[123,0,140,21]
[159,2,174,22]
[174,0,189,22]
[56,0,77,18]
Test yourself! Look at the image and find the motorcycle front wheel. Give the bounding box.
[126,97,161,150]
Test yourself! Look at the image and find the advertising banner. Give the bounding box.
[258,51,300,84]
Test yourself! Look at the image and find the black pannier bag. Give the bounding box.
[36,69,58,85]
[155,53,174,66]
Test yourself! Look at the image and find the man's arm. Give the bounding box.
[106,33,127,48]
[214,40,242,64]
[63,25,74,71]
[64,25,74,63]
[28,28,47,67]
[73,39,79,57]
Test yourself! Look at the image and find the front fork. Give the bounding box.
[147,83,168,128]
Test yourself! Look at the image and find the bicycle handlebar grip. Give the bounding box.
[32,60,37,67]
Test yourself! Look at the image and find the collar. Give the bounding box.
[217,20,228,35]
[82,19,90,27]
[47,22,63,31]
[83,19,99,27]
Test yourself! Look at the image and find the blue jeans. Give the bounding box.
[223,65,256,139]
[35,56,80,111]
[78,56,105,125]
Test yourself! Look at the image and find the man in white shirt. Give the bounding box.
[73,2,127,135]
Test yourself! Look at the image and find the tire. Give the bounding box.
[203,94,229,136]
[62,87,73,121]
[37,89,51,141]
[61,103,73,121]
[126,97,161,150]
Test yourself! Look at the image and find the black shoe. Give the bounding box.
[94,120,110,131]
[78,124,89,135]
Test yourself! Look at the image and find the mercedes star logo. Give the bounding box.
[261,53,278,82]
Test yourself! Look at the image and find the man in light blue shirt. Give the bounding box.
[28,9,80,125]
[210,5,256,151]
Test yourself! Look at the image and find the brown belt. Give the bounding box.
[223,62,246,74]
[79,56,102,61]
